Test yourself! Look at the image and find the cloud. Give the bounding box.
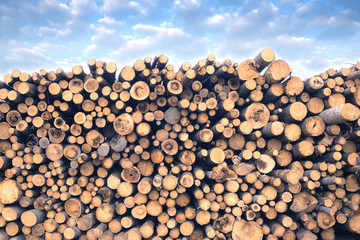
[0,0,359,79]
[70,0,99,20]
[1,47,55,74]
[107,23,209,67]
[103,0,146,16]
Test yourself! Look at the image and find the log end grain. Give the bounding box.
[96,203,114,223]
[341,103,360,121]
[244,103,270,129]
[113,113,135,136]
[64,198,83,218]
[130,81,150,101]
[119,66,135,81]
[232,219,263,240]
[0,179,21,204]
[258,48,275,65]
[209,147,226,164]
[264,60,290,84]
[288,102,307,122]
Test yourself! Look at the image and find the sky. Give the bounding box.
[0,0,359,80]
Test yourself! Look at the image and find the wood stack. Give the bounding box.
[0,50,360,239]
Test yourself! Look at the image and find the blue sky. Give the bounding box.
[0,0,359,79]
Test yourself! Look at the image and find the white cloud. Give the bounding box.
[102,0,147,17]
[205,13,231,25]
[2,47,55,74]
[98,17,124,27]
[70,0,98,19]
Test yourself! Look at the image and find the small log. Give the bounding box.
[109,135,127,152]
[272,169,301,185]
[96,203,114,223]
[2,206,25,221]
[242,103,270,129]
[161,139,178,156]
[237,59,259,81]
[301,116,325,137]
[162,174,178,191]
[319,103,360,124]
[256,154,275,174]
[21,209,45,227]
[305,76,324,92]
[264,60,290,84]
[290,192,318,213]
[280,102,307,122]
[208,147,225,165]
[262,121,284,137]
[194,129,213,143]
[346,214,360,234]
[131,204,147,220]
[296,228,317,240]
[85,130,105,148]
[317,212,335,230]
[130,81,150,101]
[63,227,81,239]
[164,107,181,124]
[213,214,235,234]
[77,213,96,231]
[0,122,12,140]
[211,162,237,182]
[64,198,84,218]
[254,48,275,72]
[283,76,304,96]
[113,113,134,136]
[292,141,314,158]
[119,66,135,81]
[232,163,255,176]
[146,200,163,217]
[0,179,21,204]
[121,167,141,183]
[232,219,263,240]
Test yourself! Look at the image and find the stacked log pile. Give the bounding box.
[0,49,360,240]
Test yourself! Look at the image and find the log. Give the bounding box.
[301,116,325,137]
[130,81,150,101]
[237,59,259,81]
[0,179,21,204]
[119,66,135,81]
[213,214,235,233]
[21,209,45,227]
[232,219,263,240]
[256,154,275,174]
[113,113,134,136]
[242,103,270,129]
[64,198,84,218]
[254,48,275,72]
[264,60,290,84]
[319,103,360,124]
[290,192,318,213]
[96,203,114,223]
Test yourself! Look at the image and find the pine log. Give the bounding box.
[254,48,275,72]
[319,103,360,124]
[264,60,290,84]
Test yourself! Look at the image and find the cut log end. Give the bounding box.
[0,179,21,204]
[244,103,270,129]
[113,113,135,136]
[232,219,263,240]
[130,81,150,101]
